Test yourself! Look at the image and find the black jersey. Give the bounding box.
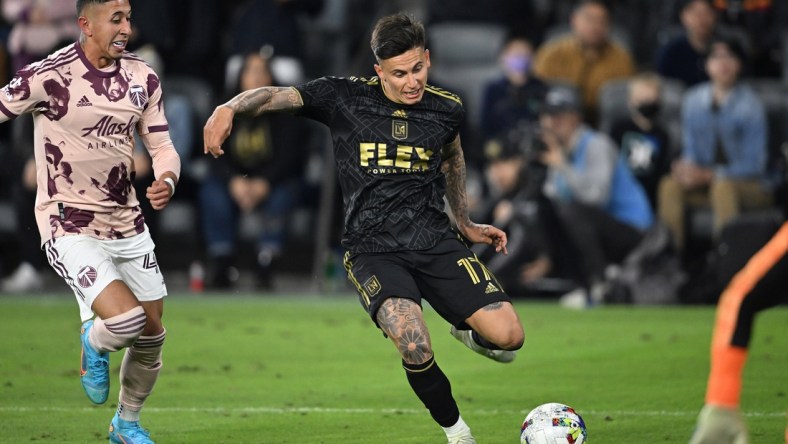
[294,76,465,253]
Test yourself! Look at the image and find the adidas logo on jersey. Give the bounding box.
[77,96,92,107]
[485,282,499,294]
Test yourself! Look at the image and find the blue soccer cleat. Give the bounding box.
[109,413,155,444]
[80,319,109,404]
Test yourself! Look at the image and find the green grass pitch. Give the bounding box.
[0,294,785,443]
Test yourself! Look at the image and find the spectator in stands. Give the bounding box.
[473,135,552,297]
[532,0,635,125]
[2,0,79,72]
[609,72,671,209]
[199,51,306,289]
[711,0,788,78]
[426,0,541,43]
[226,0,324,62]
[655,0,717,88]
[657,36,772,254]
[128,0,224,89]
[479,34,547,157]
[1,152,44,293]
[538,85,654,308]
[129,45,196,240]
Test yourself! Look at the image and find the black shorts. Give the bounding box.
[344,231,511,330]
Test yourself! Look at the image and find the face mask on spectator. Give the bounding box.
[504,54,530,76]
[636,102,660,120]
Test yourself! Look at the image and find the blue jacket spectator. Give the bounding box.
[658,36,773,253]
[538,85,653,308]
[681,83,766,179]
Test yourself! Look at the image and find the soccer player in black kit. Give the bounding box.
[204,13,524,443]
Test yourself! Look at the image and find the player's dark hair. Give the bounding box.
[76,0,114,16]
[370,13,426,61]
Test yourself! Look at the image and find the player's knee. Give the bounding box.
[93,306,146,352]
[497,326,524,351]
[393,333,434,365]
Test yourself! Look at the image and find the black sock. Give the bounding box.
[471,331,502,350]
[402,356,460,427]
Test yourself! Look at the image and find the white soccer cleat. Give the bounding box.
[446,431,476,444]
[689,404,749,444]
[450,326,516,363]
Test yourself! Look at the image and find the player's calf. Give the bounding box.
[118,329,166,422]
[80,306,146,405]
[450,327,518,363]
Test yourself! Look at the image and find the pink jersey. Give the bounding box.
[0,42,180,246]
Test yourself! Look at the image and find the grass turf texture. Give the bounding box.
[0,294,785,443]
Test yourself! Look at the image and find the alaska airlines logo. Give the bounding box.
[359,142,434,174]
[81,115,136,138]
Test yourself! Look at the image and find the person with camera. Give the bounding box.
[473,131,553,297]
[538,85,654,308]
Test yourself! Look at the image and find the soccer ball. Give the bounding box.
[520,402,588,444]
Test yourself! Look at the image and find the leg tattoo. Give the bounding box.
[377,298,433,364]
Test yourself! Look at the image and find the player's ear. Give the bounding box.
[78,15,92,37]
[373,63,383,78]
[424,49,431,68]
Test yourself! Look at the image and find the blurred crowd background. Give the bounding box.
[0,0,786,305]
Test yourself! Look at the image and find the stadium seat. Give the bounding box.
[162,75,214,133]
[427,21,507,139]
[783,30,788,86]
[745,79,788,164]
[0,201,16,234]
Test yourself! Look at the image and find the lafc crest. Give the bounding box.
[364,275,382,297]
[392,120,408,140]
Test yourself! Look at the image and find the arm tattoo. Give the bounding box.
[441,135,470,229]
[225,86,303,117]
[376,298,433,364]
[482,301,504,311]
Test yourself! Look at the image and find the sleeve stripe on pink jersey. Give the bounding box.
[123,53,146,63]
[37,56,80,76]
[0,101,18,119]
[38,46,77,69]
[148,125,169,133]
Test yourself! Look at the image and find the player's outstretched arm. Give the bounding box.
[203,86,304,158]
[441,135,508,255]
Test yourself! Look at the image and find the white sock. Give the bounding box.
[442,415,471,437]
[117,402,141,422]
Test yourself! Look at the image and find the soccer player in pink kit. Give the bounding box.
[0,1,180,442]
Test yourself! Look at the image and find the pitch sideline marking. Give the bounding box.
[0,406,784,418]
